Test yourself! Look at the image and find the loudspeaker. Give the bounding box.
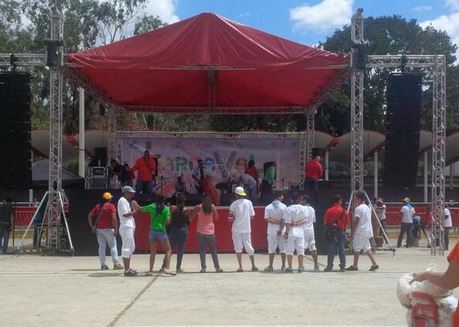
[92,147,107,167]
[0,73,32,189]
[384,73,422,189]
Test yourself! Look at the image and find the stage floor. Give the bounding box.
[0,241,457,326]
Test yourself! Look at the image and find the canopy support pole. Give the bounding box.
[424,151,428,202]
[373,150,378,198]
[324,149,329,181]
[78,87,85,177]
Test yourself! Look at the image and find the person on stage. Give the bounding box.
[130,150,156,194]
[237,173,257,204]
[229,186,258,272]
[192,158,206,195]
[304,155,323,205]
[263,192,288,272]
[87,192,124,270]
[132,195,176,276]
[117,186,138,276]
[245,160,259,193]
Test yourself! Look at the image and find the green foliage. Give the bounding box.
[134,15,166,35]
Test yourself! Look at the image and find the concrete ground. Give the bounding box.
[0,242,457,327]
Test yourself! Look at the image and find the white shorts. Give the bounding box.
[267,234,286,254]
[353,234,371,252]
[232,232,255,255]
[303,229,316,252]
[286,236,304,256]
[120,227,136,259]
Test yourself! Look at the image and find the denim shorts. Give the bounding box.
[149,230,168,242]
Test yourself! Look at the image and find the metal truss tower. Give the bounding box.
[350,9,447,255]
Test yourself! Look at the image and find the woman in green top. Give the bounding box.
[134,195,175,276]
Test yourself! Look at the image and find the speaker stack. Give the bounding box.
[384,73,422,191]
[0,73,32,189]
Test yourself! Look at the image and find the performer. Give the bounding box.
[229,186,258,272]
[87,192,123,270]
[346,191,379,272]
[263,192,288,272]
[284,194,307,273]
[130,150,156,194]
[117,186,138,277]
[245,160,259,192]
[304,155,323,205]
[237,173,257,204]
[303,195,320,272]
[192,158,206,195]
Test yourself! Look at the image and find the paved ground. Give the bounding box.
[0,241,457,327]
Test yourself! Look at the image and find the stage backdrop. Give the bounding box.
[118,132,301,197]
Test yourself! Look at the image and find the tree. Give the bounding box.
[319,15,458,134]
[134,15,166,35]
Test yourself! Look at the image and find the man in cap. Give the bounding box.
[228,186,258,272]
[397,197,415,248]
[87,192,123,270]
[130,150,156,194]
[118,186,138,276]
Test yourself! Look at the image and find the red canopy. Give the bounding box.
[67,13,349,114]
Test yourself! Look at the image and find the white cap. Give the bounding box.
[235,186,246,196]
[122,186,136,193]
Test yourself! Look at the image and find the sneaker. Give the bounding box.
[215,268,223,273]
[101,264,109,270]
[369,264,379,271]
[176,269,184,274]
[236,268,244,272]
[324,265,333,272]
[298,267,305,273]
[163,269,176,276]
[345,265,358,271]
[113,263,124,270]
[263,266,274,272]
[339,266,346,272]
[159,267,165,273]
[251,267,259,272]
[124,269,137,277]
[280,265,286,272]
[285,268,294,273]
[200,269,206,273]
[313,264,320,272]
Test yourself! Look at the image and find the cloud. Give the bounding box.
[444,0,459,10]
[290,0,354,33]
[412,5,432,12]
[144,0,179,24]
[421,12,459,60]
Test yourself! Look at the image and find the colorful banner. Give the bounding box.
[118,133,300,197]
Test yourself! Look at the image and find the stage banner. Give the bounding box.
[118,133,300,197]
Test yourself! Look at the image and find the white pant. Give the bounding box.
[286,236,304,256]
[96,229,120,266]
[303,229,316,252]
[353,234,371,252]
[120,227,135,259]
[232,232,255,255]
[267,234,286,254]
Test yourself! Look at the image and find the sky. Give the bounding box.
[145,0,459,59]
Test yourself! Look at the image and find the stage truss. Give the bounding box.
[351,9,446,255]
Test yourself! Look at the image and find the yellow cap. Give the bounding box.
[102,192,113,200]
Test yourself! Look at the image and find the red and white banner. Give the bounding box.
[118,133,301,197]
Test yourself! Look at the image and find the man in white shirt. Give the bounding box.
[397,197,415,248]
[118,186,138,276]
[284,194,307,273]
[263,192,288,272]
[303,195,320,272]
[229,186,258,272]
[346,191,379,271]
[444,204,453,250]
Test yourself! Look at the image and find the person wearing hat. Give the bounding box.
[374,197,387,236]
[228,186,258,272]
[397,197,415,248]
[88,192,123,270]
[118,186,138,276]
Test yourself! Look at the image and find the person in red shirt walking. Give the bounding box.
[323,194,350,272]
[130,150,156,194]
[88,192,124,270]
[304,155,323,205]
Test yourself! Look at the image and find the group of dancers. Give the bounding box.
[88,184,380,276]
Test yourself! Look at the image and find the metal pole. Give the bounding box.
[78,87,85,177]
[324,149,329,181]
[424,151,428,202]
[449,164,453,190]
[374,150,378,198]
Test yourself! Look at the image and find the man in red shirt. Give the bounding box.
[88,192,124,270]
[130,150,156,194]
[304,155,323,205]
[323,194,350,272]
